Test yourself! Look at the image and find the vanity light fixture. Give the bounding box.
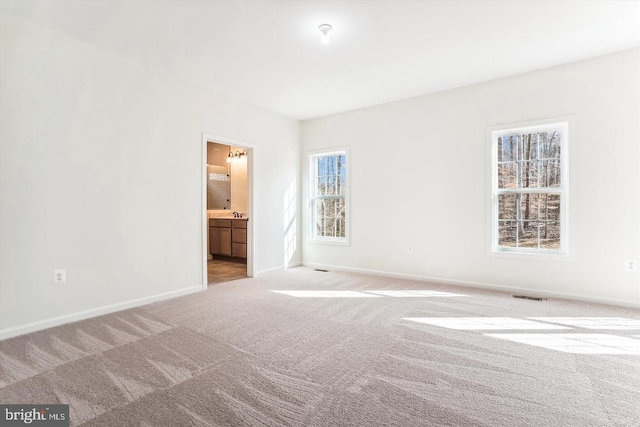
[226,149,248,163]
[319,24,332,45]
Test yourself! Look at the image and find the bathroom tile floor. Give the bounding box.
[207,257,247,286]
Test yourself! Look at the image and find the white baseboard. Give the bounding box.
[254,264,286,276]
[0,286,202,341]
[255,262,302,277]
[286,262,302,269]
[301,262,640,309]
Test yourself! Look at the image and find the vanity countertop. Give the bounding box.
[208,215,248,220]
[208,212,247,220]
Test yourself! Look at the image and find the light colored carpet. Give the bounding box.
[1,267,639,426]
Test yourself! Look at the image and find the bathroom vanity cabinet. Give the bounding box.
[209,218,247,258]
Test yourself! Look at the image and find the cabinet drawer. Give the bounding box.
[210,219,232,227]
[233,229,247,244]
[232,219,247,229]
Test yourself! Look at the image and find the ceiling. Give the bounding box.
[2,0,639,120]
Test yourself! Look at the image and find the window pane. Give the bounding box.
[337,175,345,195]
[337,216,346,238]
[498,194,517,219]
[314,197,346,238]
[498,221,517,247]
[315,199,325,226]
[540,222,560,249]
[519,193,540,221]
[315,176,324,196]
[324,175,334,195]
[314,204,325,237]
[540,159,561,187]
[540,194,560,221]
[315,155,346,196]
[316,221,329,238]
[539,130,561,160]
[323,218,335,237]
[520,160,539,188]
[498,135,518,162]
[527,138,538,161]
[498,163,517,188]
[326,198,337,218]
[518,134,536,161]
[519,221,539,248]
[539,130,562,186]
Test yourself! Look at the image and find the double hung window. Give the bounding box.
[310,150,348,243]
[491,122,568,254]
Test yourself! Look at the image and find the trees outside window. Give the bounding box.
[310,150,348,243]
[492,122,568,254]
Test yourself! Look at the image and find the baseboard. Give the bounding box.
[302,262,427,282]
[255,262,303,277]
[254,264,286,276]
[0,285,202,341]
[285,262,302,269]
[301,262,640,309]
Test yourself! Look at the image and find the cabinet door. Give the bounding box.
[219,228,232,256]
[233,243,247,258]
[209,228,220,255]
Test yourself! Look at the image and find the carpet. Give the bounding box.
[1,267,639,426]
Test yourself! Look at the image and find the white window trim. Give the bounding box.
[308,148,350,245]
[488,118,572,259]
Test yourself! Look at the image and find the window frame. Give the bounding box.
[489,120,570,257]
[308,148,349,245]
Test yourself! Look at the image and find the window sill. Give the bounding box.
[488,248,573,262]
[308,238,350,246]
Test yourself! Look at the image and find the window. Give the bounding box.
[491,121,568,254]
[310,150,348,243]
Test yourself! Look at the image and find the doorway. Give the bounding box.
[201,134,254,290]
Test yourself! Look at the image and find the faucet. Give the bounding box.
[232,211,239,218]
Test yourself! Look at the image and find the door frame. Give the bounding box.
[202,133,255,290]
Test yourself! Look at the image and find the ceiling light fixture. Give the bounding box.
[319,24,332,45]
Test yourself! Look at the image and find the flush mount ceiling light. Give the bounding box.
[319,24,332,45]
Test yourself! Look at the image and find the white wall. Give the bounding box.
[302,49,640,307]
[0,15,301,338]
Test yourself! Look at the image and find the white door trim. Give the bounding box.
[202,133,256,290]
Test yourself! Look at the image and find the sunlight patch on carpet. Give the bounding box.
[485,333,640,355]
[271,290,467,298]
[271,290,381,298]
[403,317,572,330]
[527,317,640,330]
[364,290,466,297]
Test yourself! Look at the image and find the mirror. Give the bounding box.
[207,143,231,210]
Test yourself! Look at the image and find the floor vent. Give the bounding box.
[314,269,329,272]
[513,295,547,301]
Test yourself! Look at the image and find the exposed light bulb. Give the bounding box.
[319,24,332,45]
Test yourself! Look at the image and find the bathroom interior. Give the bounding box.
[206,142,248,285]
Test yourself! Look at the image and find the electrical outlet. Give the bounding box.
[407,245,414,254]
[625,261,638,272]
[53,269,66,283]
